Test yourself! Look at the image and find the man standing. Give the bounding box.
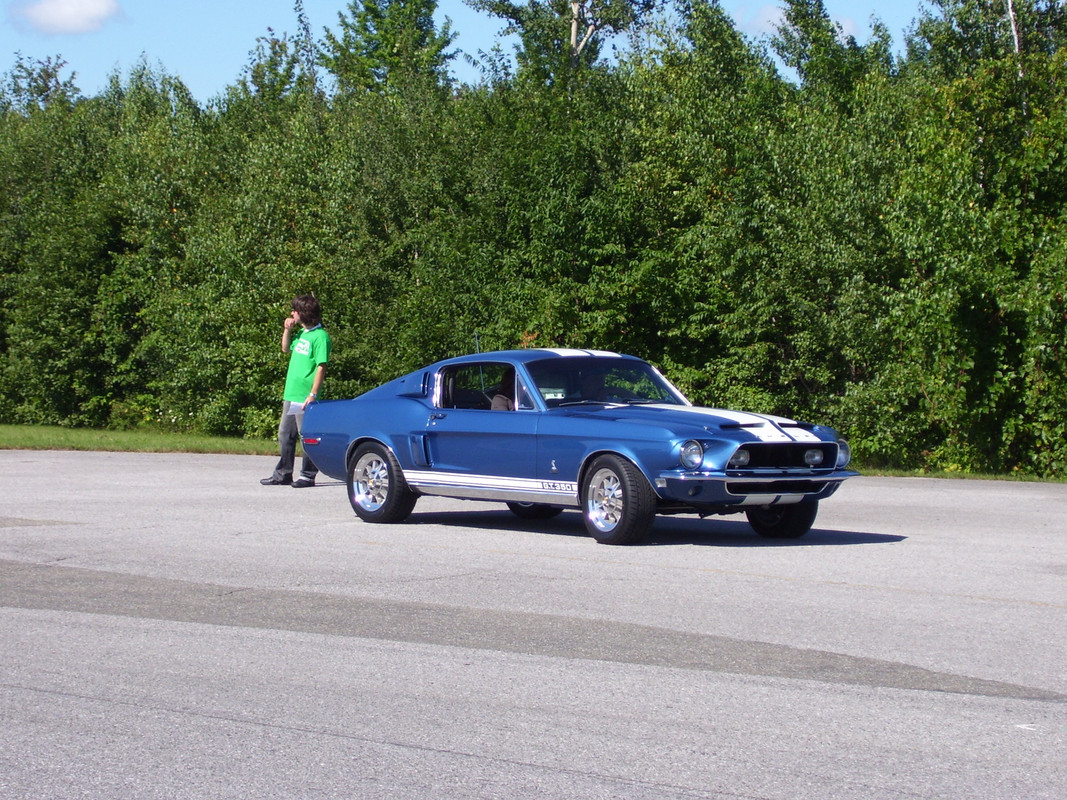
[261,295,331,488]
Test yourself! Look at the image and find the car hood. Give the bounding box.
[563,403,829,443]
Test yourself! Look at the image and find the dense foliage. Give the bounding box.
[2,0,1065,476]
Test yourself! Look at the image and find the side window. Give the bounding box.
[437,363,510,410]
[515,378,537,411]
[525,365,569,406]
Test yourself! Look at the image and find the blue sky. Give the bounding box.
[2,1,931,102]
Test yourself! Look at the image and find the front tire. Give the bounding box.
[746,500,818,539]
[581,455,656,545]
[347,442,417,523]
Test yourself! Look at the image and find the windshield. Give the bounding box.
[525,357,689,408]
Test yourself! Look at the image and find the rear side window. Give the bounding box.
[437,362,538,410]
[437,363,510,410]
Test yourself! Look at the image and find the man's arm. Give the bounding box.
[282,315,297,353]
[306,363,326,406]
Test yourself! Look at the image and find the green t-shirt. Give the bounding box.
[283,325,331,402]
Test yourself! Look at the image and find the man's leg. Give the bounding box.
[293,407,319,486]
[271,402,299,482]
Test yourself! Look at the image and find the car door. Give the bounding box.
[422,361,539,496]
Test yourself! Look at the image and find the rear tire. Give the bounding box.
[746,500,818,539]
[581,455,656,545]
[347,442,417,523]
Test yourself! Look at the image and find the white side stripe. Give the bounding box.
[405,470,578,495]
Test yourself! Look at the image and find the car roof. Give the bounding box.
[439,348,642,367]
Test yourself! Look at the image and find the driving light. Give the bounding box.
[836,439,852,468]
[728,448,750,468]
[680,440,704,469]
[803,448,825,466]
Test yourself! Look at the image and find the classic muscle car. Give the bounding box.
[301,349,857,544]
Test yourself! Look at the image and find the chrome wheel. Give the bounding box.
[580,455,656,545]
[586,467,624,533]
[346,443,417,523]
[352,451,389,512]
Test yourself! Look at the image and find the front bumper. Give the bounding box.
[655,469,859,508]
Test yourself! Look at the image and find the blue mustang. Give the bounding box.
[301,349,857,544]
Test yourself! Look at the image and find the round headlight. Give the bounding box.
[680,440,704,469]
[803,448,825,466]
[836,439,852,468]
[728,448,751,468]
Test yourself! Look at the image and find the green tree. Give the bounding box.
[319,0,456,93]
[95,65,217,428]
[838,1,1064,474]
[772,0,893,108]
[236,30,303,105]
[151,87,328,436]
[906,0,1065,79]
[469,0,662,81]
[0,57,113,425]
[3,1,1066,478]
[0,54,79,113]
[576,1,777,389]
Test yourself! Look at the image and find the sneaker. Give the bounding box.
[292,478,316,488]
[260,476,292,486]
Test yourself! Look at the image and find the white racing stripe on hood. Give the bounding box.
[656,406,821,443]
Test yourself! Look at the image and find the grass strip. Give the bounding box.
[0,424,275,456]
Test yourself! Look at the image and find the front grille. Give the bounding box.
[733,442,837,470]
[727,480,829,495]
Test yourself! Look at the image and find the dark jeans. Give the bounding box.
[272,401,319,482]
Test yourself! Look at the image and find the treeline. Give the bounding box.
[1,0,1065,476]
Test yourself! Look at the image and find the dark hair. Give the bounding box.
[292,295,321,327]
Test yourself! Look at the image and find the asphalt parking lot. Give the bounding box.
[1,450,1064,799]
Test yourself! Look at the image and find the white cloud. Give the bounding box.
[12,0,121,35]
[728,3,785,39]
[732,3,863,41]
[840,19,863,40]
[751,4,786,37]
